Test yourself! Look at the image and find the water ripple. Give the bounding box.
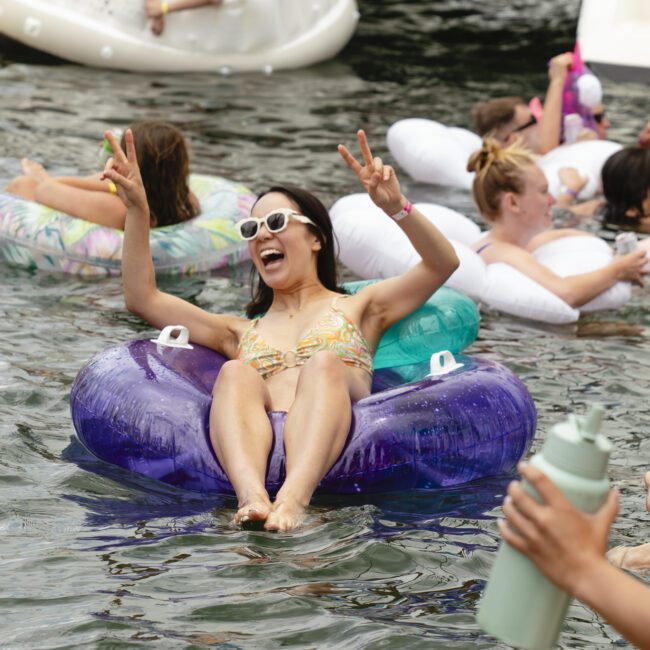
[2,1,650,647]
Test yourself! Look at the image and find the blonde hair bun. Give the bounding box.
[468,138,536,221]
[467,138,502,174]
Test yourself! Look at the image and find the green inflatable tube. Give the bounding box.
[343,280,480,369]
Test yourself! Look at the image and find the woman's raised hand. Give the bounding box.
[338,129,404,216]
[100,129,149,218]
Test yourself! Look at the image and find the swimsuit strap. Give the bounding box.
[238,316,258,342]
[330,293,347,311]
[237,317,261,356]
[475,241,493,255]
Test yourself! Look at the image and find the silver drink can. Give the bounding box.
[615,232,638,255]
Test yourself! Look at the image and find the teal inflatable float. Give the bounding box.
[344,280,480,368]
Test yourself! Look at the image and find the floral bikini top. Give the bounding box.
[237,295,374,380]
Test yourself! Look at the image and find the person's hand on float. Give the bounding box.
[144,0,166,35]
[638,239,650,275]
[100,130,150,219]
[145,0,165,18]
[613,248,648,286]
[576,128,598,142]
[338,129,405,217]
[499,462,619,598]
[558,167,587,195]
[548,52,574,85]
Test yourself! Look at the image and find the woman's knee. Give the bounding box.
[212,359,262,396]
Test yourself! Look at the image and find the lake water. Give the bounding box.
[1,1,649,647]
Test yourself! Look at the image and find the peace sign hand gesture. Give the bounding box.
[338,129,405,217]
[100,129,150,219]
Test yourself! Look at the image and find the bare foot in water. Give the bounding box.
[148,0,224,36]
[21,159,49,182]
[264,497,306,532]
[608,543,650,572]
[606,472,650,571]
[233,493,272,527]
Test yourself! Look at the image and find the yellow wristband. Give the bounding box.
[107,181,118,195]
[160,1,170,15]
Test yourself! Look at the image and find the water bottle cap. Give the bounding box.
[581,403,604,441]
[542,404,612,479]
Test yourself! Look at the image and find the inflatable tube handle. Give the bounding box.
[428,350,463,377]
[151,325,194,350]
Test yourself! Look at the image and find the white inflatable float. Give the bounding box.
[0,0,359,73]
[331,194,630,325]
[579,0,650,83]
[387,119,622,201]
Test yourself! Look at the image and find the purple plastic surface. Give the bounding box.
[561,42,599,135]
[70,340,537,494]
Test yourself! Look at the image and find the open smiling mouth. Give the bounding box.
[260,248,285,267]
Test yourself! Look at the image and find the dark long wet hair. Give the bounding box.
[601,147,650,228]
[121,121,198,228]
[245,185,344,318]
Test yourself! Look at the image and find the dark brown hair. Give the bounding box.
[245,185,344,318]
[122,121,198,228]
[473,97,524,138]
[601,147,650,227]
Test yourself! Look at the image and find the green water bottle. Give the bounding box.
[477,404,612,650]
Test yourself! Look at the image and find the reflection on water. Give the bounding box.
[1,0,650,647]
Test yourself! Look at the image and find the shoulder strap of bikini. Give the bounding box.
[330,293,350,310]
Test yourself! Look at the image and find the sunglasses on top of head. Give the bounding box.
[236,208,317,241]
[511,113,538,134]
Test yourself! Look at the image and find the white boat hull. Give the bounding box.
[0,0,360,72]
[578,0,650,82]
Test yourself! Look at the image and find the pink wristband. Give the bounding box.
[389,199,412,222]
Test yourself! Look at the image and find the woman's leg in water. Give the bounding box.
[265,351,366,532]
[209,360,274,524]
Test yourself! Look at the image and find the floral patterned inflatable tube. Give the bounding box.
[0,174,255,276]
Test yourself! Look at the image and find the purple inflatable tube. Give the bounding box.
[71,339,536,494]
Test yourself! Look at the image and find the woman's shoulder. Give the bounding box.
[474,237,520,259]
[473,238,494,255]
[225,313,252,332]
[189,190,201,216]
[527,228,592,251]
[333,285,374,318]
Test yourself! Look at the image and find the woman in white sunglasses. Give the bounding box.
[102,128,459,531]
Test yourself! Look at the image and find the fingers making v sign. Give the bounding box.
[100,129,149,217]
[338,129,405,216]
